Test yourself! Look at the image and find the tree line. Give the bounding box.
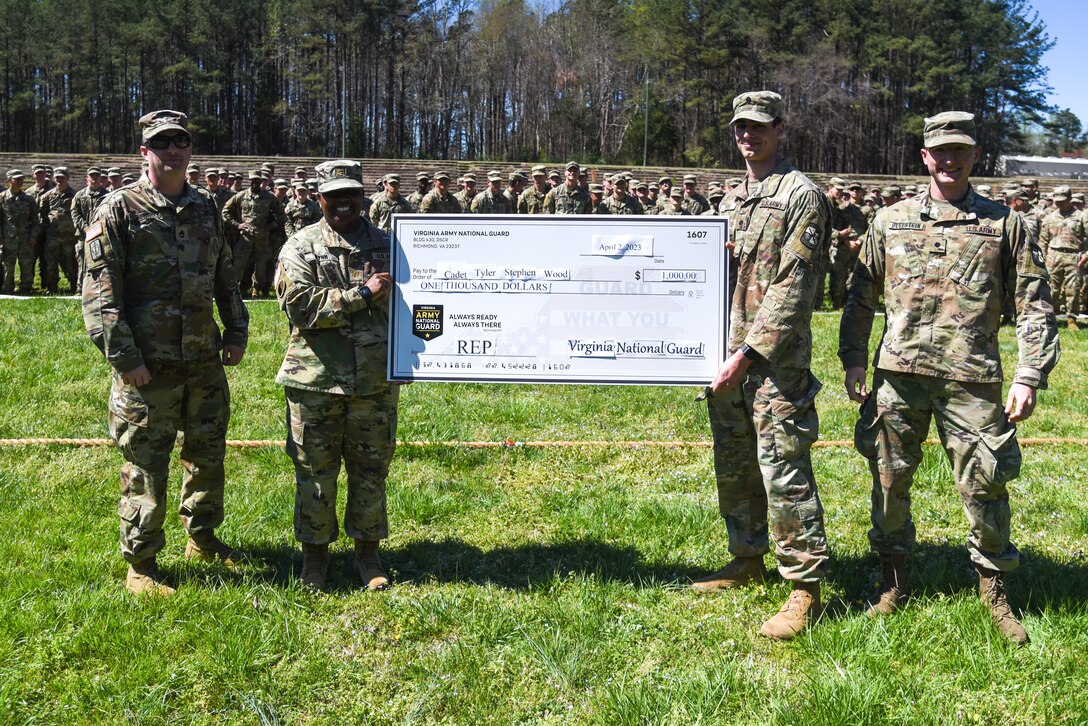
[0,0,1054,175]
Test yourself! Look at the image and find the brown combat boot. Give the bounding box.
[354,540,390,591]
[126,558,176,596]
[691,556,769,592]
[1068,317,1080,331]
[185,530,244,566]
[978,567,1029,646]
[300,543,330,590]
[865,555,908,617]
[759,582,822,640]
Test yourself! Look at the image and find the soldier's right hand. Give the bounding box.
[122,364,152,387]
[365,272,393,301]
[844,366,868,403]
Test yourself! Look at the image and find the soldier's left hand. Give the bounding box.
[1004,382,1036,423]
[223,345,246,366]
[1079,253,1088,270]
[710,350,750,394]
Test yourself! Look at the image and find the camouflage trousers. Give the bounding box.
[234,234,274,295]
[854,370,1021,572]
[827,241,858,310]
[1,231,36,293]
[1046,249,1081,316]
[285,385,399,544]
[108,357,231,563]
[705,365,829,582]
[41,227,77,293]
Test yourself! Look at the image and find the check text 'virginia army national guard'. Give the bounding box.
[81,110,249,596]
[693,91,832,641]
[839,112,1060,645]
[274,160,399,592]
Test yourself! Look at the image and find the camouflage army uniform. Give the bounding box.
[72,185,110,277]
[683,191,710,216]
[542,184,590,214]
[210,186,234,214]
[285,197,322,236]
[704,159,833,583]
[827,200,868,309]
[81,177,249,564]
[406,190,427,213]
[1037,208,1086,316]
[275,217,398,544]
[0,189,40,294]
[518,185,548,214]
[452,188,474,213]
[221,187,288,295]
[602,193,643,215]
[840,186,1059,571]
[419,188,462,214]
[658,203,691,216]
[368,193,411,233]
[471,188,513,214]
[39,185,78,292]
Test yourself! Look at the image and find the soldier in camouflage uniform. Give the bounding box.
[204,168,234,213]
[840,112,1059,645]
[543,162,590,214]
[419,171,462,214]
[72,168,111,279]
[658,186,691,215]
[681,174,710,215]
[692,91,832,641]
[0,170,41,294]
[222,170,288,297]
[275,160,398,592]
[827,180,868,310]
[38,167,78,293]
[368,174,412,233]
[587,183,607,214]
[518,166,550,214]
[703,187,725,215]
[471,171,513,213]
[452,173,477,212]
[407,172,431,212]
[504,171,526,210]
[1037,185,1087,328]
[602,175,643,215]
[285,183,322,236]
[81,110,249,596]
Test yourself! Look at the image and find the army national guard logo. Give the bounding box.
[412,304,444,340]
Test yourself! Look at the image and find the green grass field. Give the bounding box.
[2,298,1087,724]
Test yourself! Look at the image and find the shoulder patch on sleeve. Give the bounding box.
[800,225,819,249]
[85,221,103,242]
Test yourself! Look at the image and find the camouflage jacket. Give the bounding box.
[275,217,391,396]
[682,191,709,216]
[209,186,234,214]
[81,178,249,373]
[602,194,643,215]
[420,189,462,214]
[221,188,287,240]
[718,158,832,368]
[368,193,411,233]
[518,186,549,214]
[72,186,110,236]
[658,205,691,216]
[0,189,40,241]
[285,197,322,236]
[39,185,77,236]
[1038,207,1086,255]
[452,189,474,213]
[834,201,868,242]
[840,186,1059,388]
[406,190,427,213]
[543,184,590,214]
[471,188,513,214]
[28,182,54,208]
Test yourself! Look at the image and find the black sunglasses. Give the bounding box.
[146,134,192,150]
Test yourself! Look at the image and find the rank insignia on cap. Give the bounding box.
[85,222,103,241]
[801,225,819,249]
[331,167,347,178]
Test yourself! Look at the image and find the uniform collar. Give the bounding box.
[916,185,980,222]
[136,176,203,210]
[737,157,792,201]
[318,216,377,251]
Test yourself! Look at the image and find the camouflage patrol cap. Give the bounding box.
[52,166,68,177]
[975,184,992,199]
[294,166,306,174]
[139,109,188,140]
[416,171,431,181]
[259,170,272,179]
[708,187,725,200]
[669,186,683,199]
[1073,192,1085,203]
[603,173,613,182]
[1021,178,1038,188]
[1010,188,1029,201]
[31,163,46,173]
[274,178,289,188]
[565,161,580,171]
[727,178,743,188]
[307,181,318,191]
[923,111,976,147]
[185,163,199,173]
[385,173,400,184]
[122,175,136,184]
[315,159,365,194]
[454,176,464,184]
[548,170,561,180]
[682,174,697,184]
[634,180,648,191]
[511,171,529,182]
[516,168,531,179]
[107,167,122,176]
[1052,185,1071,202]
[433,170,451,181]
[531,165,548,176]
[829,176,847,188]
[730,91,783,124]
[846,181,863,190]
[462,173,477,183]
[588,183,604,193]
[261,162,275,171]
[1000,186,1020,199]
[880,186,897,196]
[248,171,262,181]
[86,167,103,176]
[6,169,24,179]
[487,170,503,182]
[658,176,671,185]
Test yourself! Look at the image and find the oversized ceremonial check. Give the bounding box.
[388,215,729,385]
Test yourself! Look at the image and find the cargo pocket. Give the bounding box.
[854,396,881,461]
[769,372,821,462]
[975,421,1022,491]
[108,384,149,428]
[286,398,306,447]
[117,498,152,532]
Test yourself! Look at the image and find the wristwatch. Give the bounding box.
[740,343,762,362]
[359,285,373,304]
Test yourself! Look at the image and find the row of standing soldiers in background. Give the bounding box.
[2,159,1085,309]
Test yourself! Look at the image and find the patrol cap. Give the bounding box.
[669,186,683,199]
[1021,178,1038,187]
[727,178,743,188]
[86,167,103,176]
[1011,188,1029,201]
[108,167,122,176]
[416,171,431,181]
[511,171,529,183]
[259,169,271,179]
[730,90,783,124]
[975,184,992,199]
[274,178,289,188]
[261,162,275,170]
[1052,185,1071,201]
[307,181,319,191]
[846,181,863,191]
[385,173,400,184]
[588,183,604,193]
[603,173,613,182]
[1000,186,1021,199]
[139,109,188,140]
[487,170,503,182]
[462,173,476,183]
[829,176,847,188]
[315,159,365,194]
[31,163,46,173]
[6,169,24,179]
[880,186,897,196]
[122,175,136,184]
[634,180,648,191]
[454,176,464,184]
[185,163,199,173]
[1073,192,1085,202]
[204,167,218,175]
[247,170,262,181]
[565,161,580,171]
[708,187,725,200]
[52,166,69,178]
[548,170,561,180]
[683,174,697,184]
[923,111,976,147]
[294,166,306,174]
[658,176,671,185]
[531,164,547,176]
[433,170,451,181]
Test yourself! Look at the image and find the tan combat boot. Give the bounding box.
[1068,317,1080,332]
[185,530,244,566]
[355,540,390,591]
[865,555,908,617]
[300,543,330,590]
[759,582,822,640]
[691,556,769,592]
[978,567,1029,646]
[126,558,176,597]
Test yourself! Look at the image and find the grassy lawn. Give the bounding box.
[1,298,1087,724]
